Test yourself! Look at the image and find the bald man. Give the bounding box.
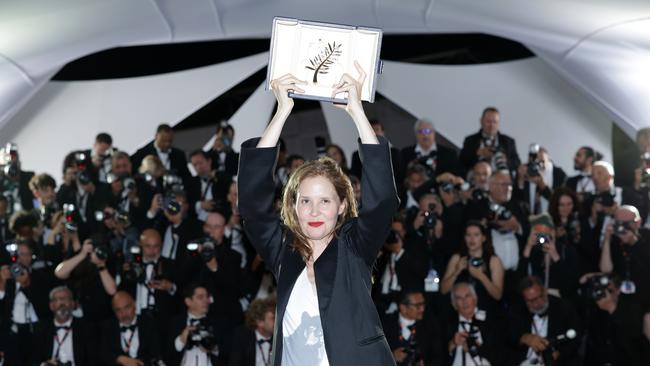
[600,205,650,306]
[101,291,163,365]
[118,229,178,329]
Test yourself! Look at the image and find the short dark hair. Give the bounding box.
[189,149,210,160]
[95,133,113,145]
[29,173,56,191]
[579,146,602,162]
[216,122,234,136]
[10,211,39,233]
[183,283,207,300]
[519,275,545,293]
[399,290,423,305]
[481,107,499,118]
[156,124,173,134]
[286,154,305,166]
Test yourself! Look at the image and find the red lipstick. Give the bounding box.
[308,221,324,227]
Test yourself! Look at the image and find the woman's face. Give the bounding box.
[558,195,574,219]
[464,225,485,252]
[326,147,343,165]
[296,176,345,244]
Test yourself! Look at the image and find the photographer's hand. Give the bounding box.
[116,355,144,366]
[413,210,425,230]
[497,216,520,233]
[477,147,493,159]
[523,233,537,258]
[206,257,218,272]
[520,333,549,352]
[200,200,216,211]
[542,237,560,262]
[529,174,546,190]
[179,325,196,346]
[392,347,408,363]
[149,279,174,293]
[449,331,469,352]
[149,193,162,216]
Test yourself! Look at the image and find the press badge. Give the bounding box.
[424,269,439,292]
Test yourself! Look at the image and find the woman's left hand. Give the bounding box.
[331,61,366,115]
[468,263,485,280]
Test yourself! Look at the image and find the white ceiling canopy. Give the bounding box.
[1,0,650,138]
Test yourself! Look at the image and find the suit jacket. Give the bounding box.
[56,182,112,241]
[513,165,568,215]
[131,141,191,179]
[32,317,96,366]
[400,144,460,179]
[208,149,240,178]
[228,326,258,366]
[507,295,580,365]
[100,315,163,365]
[459,130,521,176]
[443,309,504,366]
[239,136,400,366]
[382,313,444,366]
[373,245,429,297]
[186,173,233,218]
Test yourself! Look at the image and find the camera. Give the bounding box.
[469,257,484,267]
[487,202,512,221]
[423,203,437,229]
[74,152,93,185]
[613,220,630,236]
[594,192,615,207]
[527,144,542,177]
[10,263,27,279]
[385,230,400,245]
[62,203,77,232]
[416,154,438,180]
[40,202,59,229]
[465,325,482,358]
[581,274,611,301]
[122,246,146,283]
[640,152,650,184]
[90,239,109,261]
[535,232,551,246]
[188,324,218,350]
[187,238,217,263]
[107,174,136,193]
[0,142,20,179]
[94,209,130,226]
[161,174,184,215]
[493,150,508,171]
[439,181,455,193]
[471,187,488,202]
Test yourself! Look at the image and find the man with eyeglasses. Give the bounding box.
[382,291,443,366]
[460,107,520,177]
[400,119,459,181]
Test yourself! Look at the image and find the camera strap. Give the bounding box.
[53,327,71,361]
[256,340,271,366]
[200,178,213,200]
[121,326,137,356]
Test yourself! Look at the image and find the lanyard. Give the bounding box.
[122,327,137,355]
[201,179,213,200]
[257,341,271,366]
[53,327,72,360]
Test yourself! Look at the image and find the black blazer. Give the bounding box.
[507,295,580,365]
[513,165,567,215]
[443,309,504,366]
[381,313,444,366]
[131,141,191,179]
[208,149,240,178]
[239,136,400,366]
[228,326,258,366]
[186,173,233,217]
[459,130,521,175]
[0,274,52,332]
[100,315,163,365]
[18,170,36,211]
[32,317,96,366]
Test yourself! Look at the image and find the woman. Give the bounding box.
[325,143,349,174]
[238,63,399,365]
[548,187,581,247]
[440,221,504,314]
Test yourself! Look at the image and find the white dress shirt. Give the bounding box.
[381,249,405,294]
[154,143,171,170]
[255,330,272,366]
[162,224,180,260]
[521,313,548,365]
[452,312,490,366]
[174,313,218,366]
[136,258,159,314]
[9,282,39,324]
[120,317,140,358]
[528,162,555,214]
[51,318,75,365]
[491,229,520,271]
[195,177,213,222]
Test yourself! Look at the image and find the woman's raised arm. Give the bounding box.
[257,74,306,148]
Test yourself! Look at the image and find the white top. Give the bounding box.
[282,268,329,366]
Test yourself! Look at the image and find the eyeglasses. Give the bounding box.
[417,128,433,135]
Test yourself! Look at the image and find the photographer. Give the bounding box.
[228,297,276,366]
[100,206,140,261]
[0,242,55,366]
[0,143,35,214]
[54,237,117,322]
[599,205,650,306]
[565,146,599,199]
[78,132,117,184]
[441,221,504,315]
[107,151,148,231]
[459,107,520,177]
[582,273,650,365]
[168,284,222,366]
[117,229,177,325]
[405,194,446,286]
[0,196,11,244]
[208,122,239,177]
[188,149,232,223]
[514,145,567,215]
[459,161,491,204]
[518,214,579,299]
[158,191,203,264]
[508,276,580,366]
[400,119,460,181]
[445,282,503,366]
[100,291,164,366]
[131,124,191,180]
[382,291,444,366]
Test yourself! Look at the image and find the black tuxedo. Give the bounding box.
[56,182,112,241]
[186,173,233,219]
[239,136,400,366]
[400,144,460,179]
[0,270,55,332]
[208,149,239,177]
[513,165,568,215]
[381,313,444,366]
[228,326,268,366]
[460,130,521,175]
[131,141,191,179]
[507,295,580,365]
[373,245,429,311]
[155,215,204,265]
[167,313,223,366]
[3,170,35,212]
[100,315,163,365]
[443,309,504,366]
[32,317,96,366]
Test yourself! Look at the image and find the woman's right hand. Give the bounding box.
[456,256,468,274]
[270,74,306,113]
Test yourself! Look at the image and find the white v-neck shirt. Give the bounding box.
[282,268,329,366]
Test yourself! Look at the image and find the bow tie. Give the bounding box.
[189,317,205,326]
[533,310,548,319]
[55,325,71,332]
[121,324,137,333]
[201,177,211,183]
[144,260,158,266]
[257,338,272,345]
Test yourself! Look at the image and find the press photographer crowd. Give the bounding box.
[1,107,650,366]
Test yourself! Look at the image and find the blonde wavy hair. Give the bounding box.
[280,157,358,261]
